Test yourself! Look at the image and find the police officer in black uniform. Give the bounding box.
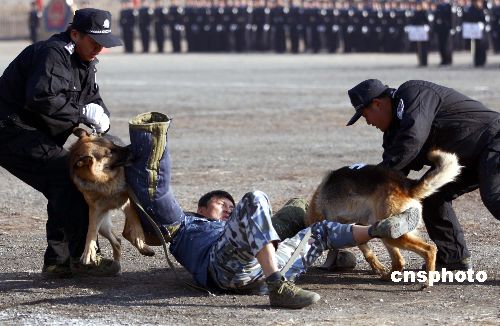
[231,0,250,52]
[491,0,500,52]
[287,0,304,53]
[373,2,385,53]
[339,1,351,52]
[120,0,137,53]
[357,2,372,53]
[212,0,228,52]
[303,0,321,52]
[202,1,215,52]
[344,2,360,52]
[434,0,454,65]
[153,0,167,52]
[0,8,123,277]
[324,1,341,53]
[455,2,466,51]
[347,78,500,271]
[410,0,430,66]
[463,0,487,66]
[28,1,40,44]
[138,0,153,53]
[270,0,287,52]
[251,0,271,51]
[167,0,184,53]
[220,0,233,52]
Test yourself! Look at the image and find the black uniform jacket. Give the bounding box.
[0,32,108,145]
[381,80,500,173]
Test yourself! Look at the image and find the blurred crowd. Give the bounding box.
[28,0,500,65]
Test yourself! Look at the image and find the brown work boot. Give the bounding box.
[267,277,320,309]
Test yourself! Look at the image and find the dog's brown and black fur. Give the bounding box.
[69,128,154,266]
[306,149,461,284]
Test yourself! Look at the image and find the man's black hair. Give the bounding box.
[198,190,235,208]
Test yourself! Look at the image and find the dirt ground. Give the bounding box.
[0,41,499,325]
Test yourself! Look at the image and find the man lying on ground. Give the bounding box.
[125,112,420,309]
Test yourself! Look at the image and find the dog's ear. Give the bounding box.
[75,156,93,168]
[73,128,90,139]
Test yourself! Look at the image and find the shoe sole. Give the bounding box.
[387,207,420,238]
[270,293,321,309]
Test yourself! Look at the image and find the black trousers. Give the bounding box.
[0,120,89,266]
[154,23,165,53]
[422,134,500,263]
[170,27,182,53]
[122,27,135,53]
[415,41,428,66]
[139,26,151,53]
[436,30,453,65]
[472,38,487,67]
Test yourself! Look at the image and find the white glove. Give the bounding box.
[81,103,110,133]
[349,163,367,170]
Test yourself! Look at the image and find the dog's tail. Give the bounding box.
[410,149,462,200]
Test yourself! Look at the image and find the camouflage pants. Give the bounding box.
[208,190,357,291]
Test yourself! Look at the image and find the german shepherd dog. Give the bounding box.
[69,128,154,266]
[306,149,461,284]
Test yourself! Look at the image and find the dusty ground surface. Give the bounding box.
[0,41,499,325]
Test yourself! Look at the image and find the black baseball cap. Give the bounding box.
[71,8,122,48]
[346,79,389,126]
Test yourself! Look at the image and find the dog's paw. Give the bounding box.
[122,229,155,256]
[370,266,389,276]
[139,244,155,257]
[81,240,98,265]
[419,283,430,290]
[380,272,394,281]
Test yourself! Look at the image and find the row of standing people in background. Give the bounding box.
[119,0,500,65]
[24,0,493,67]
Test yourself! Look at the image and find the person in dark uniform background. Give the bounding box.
[491,0,500,53]
[201,1,214,52]
[28,1,41,44]
[339,0,352,53]
[233,0,251,52]
[153,0,167,53]
[167,0,184,53]
[373,1,386,52]
[453,0,466,51]
[0,8,123,277]
[463,0,487,66]
[287,0,304,53]
[356,2,372,53]
[346,78,500,271]
[303,0,321,53]
[138,0,153,53]
[410,0,430,66]
[324,1,340,53]
[270,0,287,53]
[433,0,455,65]
[212,0,228,52]
[184,0,204,52]
[120,0,137,53]
[251,0,271,51]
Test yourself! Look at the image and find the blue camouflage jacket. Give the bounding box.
[169,213,225,287]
